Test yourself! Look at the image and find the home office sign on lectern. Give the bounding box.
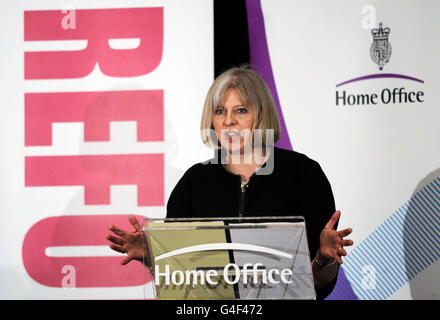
[142,217,316,300]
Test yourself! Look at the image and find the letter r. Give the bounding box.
[25,7,163,78]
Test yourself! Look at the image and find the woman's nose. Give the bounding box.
[223,111,236,125]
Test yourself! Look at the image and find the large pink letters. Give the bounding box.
[25,8,163,79]
[25,90,164,146]
[22,215,151,287]
[25,154,164,206]
[23,7,165,290]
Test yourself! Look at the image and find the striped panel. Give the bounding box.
[338,177,440,300]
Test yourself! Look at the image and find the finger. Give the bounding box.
[325,210,341,230]
[335,255,343,265]
[106,234,124,246]
[341,239,354,247]
[108,224,127,237]
[121,255,132,265]
[337,227,353,238]
[129,214,142,232]
[337,247,347,257]
[109,243,126,254]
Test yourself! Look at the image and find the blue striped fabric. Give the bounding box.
[334,177,440,300]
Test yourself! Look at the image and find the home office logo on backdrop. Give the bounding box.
[370,23,391,70]
[335,22,424,107]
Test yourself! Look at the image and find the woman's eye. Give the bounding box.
[237,108,248,113]
[214,109,224,114]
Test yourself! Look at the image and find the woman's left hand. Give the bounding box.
[318,210,353,265]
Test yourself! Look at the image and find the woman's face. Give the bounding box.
[212,88,254,154]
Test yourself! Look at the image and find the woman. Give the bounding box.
[107,66,353,299]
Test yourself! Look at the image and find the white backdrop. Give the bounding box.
[2,0,440,301]
[261,0,440,299]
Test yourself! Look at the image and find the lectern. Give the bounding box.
[142,216,315,300]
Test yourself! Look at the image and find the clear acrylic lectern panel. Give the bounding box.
[142,216,315,300]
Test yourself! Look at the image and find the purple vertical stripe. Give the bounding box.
[326,266,358,300]
[245,0,292,151]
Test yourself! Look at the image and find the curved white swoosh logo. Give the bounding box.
[154,243,293,262]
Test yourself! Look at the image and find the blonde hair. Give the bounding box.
[200,66,281,147]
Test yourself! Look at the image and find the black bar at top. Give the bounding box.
[213,0,251,78]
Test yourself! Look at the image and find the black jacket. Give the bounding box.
[166,146,338,299]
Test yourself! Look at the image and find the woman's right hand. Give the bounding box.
[106,215,149,266]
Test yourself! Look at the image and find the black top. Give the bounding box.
[166,146,338,299]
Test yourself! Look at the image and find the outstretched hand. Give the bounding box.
[318,210,353,265]
[106,215,147,265]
